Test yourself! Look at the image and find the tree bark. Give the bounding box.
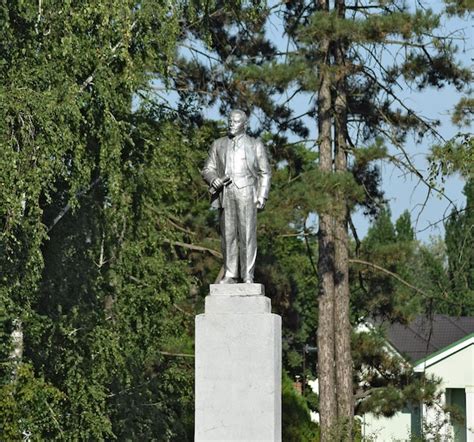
[333,2,354,439]
[316,1,337,435]
[333,1,354,438]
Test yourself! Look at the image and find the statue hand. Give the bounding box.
[256,198,266,210]
[211,177,224,190]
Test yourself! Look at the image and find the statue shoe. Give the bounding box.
[244,279,253,283]
[219,276,237,284]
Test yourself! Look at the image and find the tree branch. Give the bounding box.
[79,20,137,92]
[158,351,194,358]
[349,258,430,298]
[165,240,222,258]
[47,177,101,232]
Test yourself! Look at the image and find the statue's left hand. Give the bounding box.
[256,198,266,210]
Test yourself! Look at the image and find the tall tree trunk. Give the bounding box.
[333,0,354,435]
[316,0,337,436]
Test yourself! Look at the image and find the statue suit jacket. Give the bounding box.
[202,134,272,209]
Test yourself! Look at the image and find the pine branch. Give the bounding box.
[166,217,196,236]
[173,303,194,317]
[348,215,361,257]
[214,265,225,284]
[145,205,197,236]
[152,85,219,98]
[304,229,318,277]
[361,65,445,141]
[416,207,466,233]
[375,124,457,212]
[354,386,385,401]
[179,43,221,63]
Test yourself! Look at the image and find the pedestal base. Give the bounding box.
[195,284,282,441]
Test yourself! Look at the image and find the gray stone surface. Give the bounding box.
[209,283,265,296]
[205,295,270,314]
[195,285,282,441]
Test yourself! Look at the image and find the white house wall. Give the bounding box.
[362,410,412,441]
[362,341,474,441]
[416,343,474,389]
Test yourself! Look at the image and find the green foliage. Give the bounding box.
[444,180,474,315]
[451,97,474,127]
[353,208,423,323]
[300,10,440,43]
[353,329,440,418]
[0,1,200,439]
[282,371,319,441]
[0,364,64,440]
[444,0,474,16]
[395,211,415,242]
[172,1,470,430]
[430,133,473,180]
[0,0,470,437]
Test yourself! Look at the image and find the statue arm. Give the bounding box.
[255,139,272,202]
[201,140,220,186]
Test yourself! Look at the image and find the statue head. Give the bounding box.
[228,109,248,137]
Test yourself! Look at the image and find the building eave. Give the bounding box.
[413,333,474,372]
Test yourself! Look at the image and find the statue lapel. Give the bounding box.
[243,134,256,175]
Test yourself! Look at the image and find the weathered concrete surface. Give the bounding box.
[195,284,282,441]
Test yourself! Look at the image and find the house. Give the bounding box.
[362,315,474,441]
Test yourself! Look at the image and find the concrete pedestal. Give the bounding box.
[195,284,282,441]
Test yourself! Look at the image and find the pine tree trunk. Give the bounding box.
[316,2,337,434]
[334,80,354,441]
[333,1,354,438]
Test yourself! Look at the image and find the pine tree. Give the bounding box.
[445,180,474,315]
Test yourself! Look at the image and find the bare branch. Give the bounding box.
[350,258,429,297]
[173,303,194,317]
[360,64,445,141]
[158,351,194,358]
[165,240,222,258]
[47,177,101,232]
[214,265,225,284]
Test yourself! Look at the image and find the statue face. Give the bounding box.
[228,112,247,137]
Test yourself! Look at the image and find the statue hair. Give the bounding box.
[230,109,248,122]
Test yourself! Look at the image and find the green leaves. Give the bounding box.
[0,1,199,439]
[0,364,65,440]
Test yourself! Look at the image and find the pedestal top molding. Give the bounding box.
[209,283,265,296]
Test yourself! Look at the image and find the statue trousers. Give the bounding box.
[220,183,257,281]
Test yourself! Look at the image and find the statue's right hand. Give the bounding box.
[211,177,224,190]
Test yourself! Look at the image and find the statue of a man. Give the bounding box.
[202,110,271,284]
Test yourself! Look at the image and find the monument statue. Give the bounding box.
[202,109,271,284]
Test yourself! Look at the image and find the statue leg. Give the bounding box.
[236,186,257,282]
[221,188,239,279]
